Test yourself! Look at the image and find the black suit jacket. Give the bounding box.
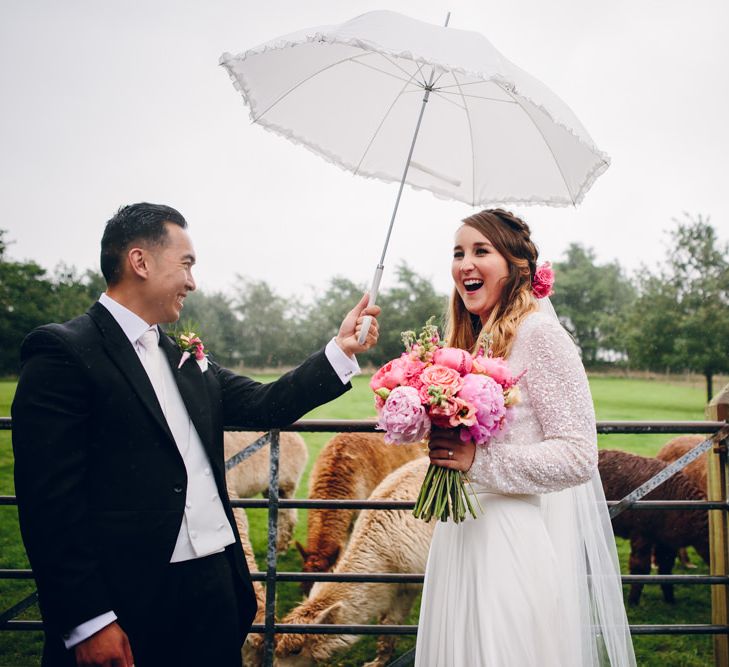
[11,302,349,658]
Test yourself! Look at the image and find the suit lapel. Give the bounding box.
[87,302,176,446]
[159,332,215,458]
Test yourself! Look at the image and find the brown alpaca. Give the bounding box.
[276,457,433,667]
[598,449,709,605]
[656,434,707,568]
[296,432,424,593]
[223,430,308,667]
[656,434,707,493]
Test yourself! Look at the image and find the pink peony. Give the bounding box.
[457,373,507,445]
[472,355,512,387]
[532,262,555,299]
[370,355,426,392]
[376,386,431,444]
[399,354,427,391]
[370,357,407,391]
[433,347,473,375]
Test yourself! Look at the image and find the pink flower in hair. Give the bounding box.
[532,262,555,299]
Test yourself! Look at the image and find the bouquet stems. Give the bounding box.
[412,464,481,523]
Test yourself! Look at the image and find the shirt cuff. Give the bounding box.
[325,338,360,385]
[63,611,117,649]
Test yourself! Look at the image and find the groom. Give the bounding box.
[12,203,380,667]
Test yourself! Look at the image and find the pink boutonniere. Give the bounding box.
[173,329,208,371]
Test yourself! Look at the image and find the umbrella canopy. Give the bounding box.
[220,10,609,208]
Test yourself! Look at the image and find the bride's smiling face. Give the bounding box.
[452,224,510,323]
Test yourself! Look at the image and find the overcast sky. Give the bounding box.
[1,0,727,301]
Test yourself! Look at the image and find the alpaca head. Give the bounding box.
[296,541,340,594]
[275,599,356,665]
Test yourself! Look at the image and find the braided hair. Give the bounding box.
[445,209,540,358]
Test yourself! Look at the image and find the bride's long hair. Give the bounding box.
[445,209,539,358]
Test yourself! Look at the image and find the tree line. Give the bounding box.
[1,215,727,398]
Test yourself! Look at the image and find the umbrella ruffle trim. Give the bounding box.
[219,33,611,178]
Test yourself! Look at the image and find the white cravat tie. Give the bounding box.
[138,328,167,412]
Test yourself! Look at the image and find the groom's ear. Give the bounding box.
[127,246,150,280]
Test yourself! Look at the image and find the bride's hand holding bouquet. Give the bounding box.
[370,319,522,523]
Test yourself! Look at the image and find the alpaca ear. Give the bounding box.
[327,545,340,567]
[296,541,309,559]
[313,600,343,626]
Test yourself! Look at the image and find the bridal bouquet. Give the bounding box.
[370,320,522,523]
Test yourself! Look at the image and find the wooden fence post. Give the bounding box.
[706,383,729,666]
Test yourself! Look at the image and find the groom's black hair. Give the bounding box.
[100,203,187,286]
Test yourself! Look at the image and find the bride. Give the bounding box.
[415,209,635,666]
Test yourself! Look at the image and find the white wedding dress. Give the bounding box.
[415,311,636,666]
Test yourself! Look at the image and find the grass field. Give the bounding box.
[0,376,719,666]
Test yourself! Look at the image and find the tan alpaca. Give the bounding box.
[224,430,308,553]
[296,432,424,592]
[223,430,308,667]
[276,457,433,667]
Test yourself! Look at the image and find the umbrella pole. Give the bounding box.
[357,13,451,345]
[357,83,435,344]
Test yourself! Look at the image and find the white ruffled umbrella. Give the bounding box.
[220,10,609,340]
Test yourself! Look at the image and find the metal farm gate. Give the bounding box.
[2,416,729,666]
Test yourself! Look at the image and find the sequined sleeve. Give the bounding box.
[468,315,598,494]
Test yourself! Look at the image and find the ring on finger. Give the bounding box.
[448,449,454,458]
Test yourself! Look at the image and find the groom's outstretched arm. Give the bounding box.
[215,293,380,427]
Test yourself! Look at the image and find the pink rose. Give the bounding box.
[472,355,512,387]
[419,365,464,400]
[433,347,473,375]
[532,262,555,299]
[194,343,205,360]
[376,386,431,444]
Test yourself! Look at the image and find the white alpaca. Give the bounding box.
[224,430,308,553]
[275,457,433,667]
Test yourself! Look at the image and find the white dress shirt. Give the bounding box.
[64,293,359,648]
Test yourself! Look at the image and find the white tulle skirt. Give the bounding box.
[415,491,583,667]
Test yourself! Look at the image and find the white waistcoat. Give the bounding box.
[140,338,235,562]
